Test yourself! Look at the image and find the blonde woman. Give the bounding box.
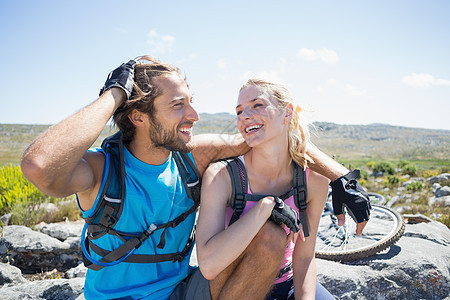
[197,79,334,299]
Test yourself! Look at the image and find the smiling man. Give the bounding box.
[21,57,370,299]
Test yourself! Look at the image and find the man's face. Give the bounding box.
[148,73,199,153]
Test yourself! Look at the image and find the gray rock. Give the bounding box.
[436,186,450,198]
[38,222,83,241]
[429,195,450,207]
[432,183,442,193]
[427,173,450,185]
[0,277,85,300]
[386,195,398,208]
[0,213,12,226]
[0,262,27,286]
[0,226,81,272]
[65,263,86,279]
[317,221,450,299]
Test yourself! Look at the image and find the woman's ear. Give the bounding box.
[284,104,294,124]
[128,109,146,127]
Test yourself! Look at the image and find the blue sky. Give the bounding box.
[1,0,449,130]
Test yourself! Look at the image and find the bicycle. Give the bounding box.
[315,191,405,262]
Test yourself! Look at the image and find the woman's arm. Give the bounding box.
[195,162,276,280]
[293,170,329,299]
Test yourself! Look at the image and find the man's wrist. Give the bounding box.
[108,87,127,110]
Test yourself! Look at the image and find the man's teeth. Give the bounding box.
[245,125,262,133]
[180,128,192,133]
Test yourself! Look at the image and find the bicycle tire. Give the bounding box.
[315,205,405,262]
[368,192,386,205]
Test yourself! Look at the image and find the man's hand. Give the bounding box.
[99,60,137,99]
[330,169,371,236]
[269,196,300,233]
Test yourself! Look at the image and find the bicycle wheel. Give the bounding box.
[368,192,386,205]
[315,205,404,261]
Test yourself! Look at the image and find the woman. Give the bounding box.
[196,79,333,299]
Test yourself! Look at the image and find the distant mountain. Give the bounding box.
[1,113,449,168]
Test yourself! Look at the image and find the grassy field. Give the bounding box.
[1,115,449,227]
[1,115,449,170]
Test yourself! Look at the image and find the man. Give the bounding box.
[21,57,370,299]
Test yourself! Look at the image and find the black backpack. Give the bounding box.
[222,157,309,237]
[81,131,201,271]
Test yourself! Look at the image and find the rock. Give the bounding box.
[0,225,81,272]
[0,277,85,300]
[429,195,450,207]
[436,186,450,198]
[386,195,399,208]
[0,213,12,226]
[0,263,27,286]
[394,205,411,214]
[427,173,450,185]
[432,183,442,193]
[317,220,450,299]
[38,221,84,241]
[65,263,87,279]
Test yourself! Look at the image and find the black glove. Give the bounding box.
[330,169,371,223]
[270,196,300,233]
[99,60,137,99]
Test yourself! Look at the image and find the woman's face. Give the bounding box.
[236,85,288,147]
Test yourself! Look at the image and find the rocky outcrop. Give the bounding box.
[0,218,449,299]
[0,225,81,273]
[317,219,450,299]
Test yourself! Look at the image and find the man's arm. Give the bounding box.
[21,60,135,210]
[21,88,123,198]
[191,133,250,176]
[305,142,348,181]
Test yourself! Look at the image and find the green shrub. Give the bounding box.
[366,161,376,170]
[0,164,80,227]
[406,181,423,192]
[401,164,417,176]
[387,175,400,186]
[0,164,46,215]
[372,161,395,175]
[360,169,370,180]
[397,160,410,169]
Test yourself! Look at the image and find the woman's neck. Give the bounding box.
[244,141,292,180]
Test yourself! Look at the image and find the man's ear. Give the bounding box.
[128,109,146,127]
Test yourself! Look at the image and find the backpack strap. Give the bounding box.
[292,162,309,237]
[224,158,309,237]
[82,132,201,271]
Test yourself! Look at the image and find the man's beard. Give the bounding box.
[148,116,194,153]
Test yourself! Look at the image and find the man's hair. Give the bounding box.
[240,79,313,168]
[112,56,184,144]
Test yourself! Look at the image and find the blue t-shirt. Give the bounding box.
[78,146,197,299]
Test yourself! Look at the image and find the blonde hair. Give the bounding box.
[240,79,313,168]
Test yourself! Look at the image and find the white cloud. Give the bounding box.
[147,29,175,54]
[327,78,338,85]
[344,84,368,97]
[402,73,450,88]
[297,48,339,65]
[217,58,227,69]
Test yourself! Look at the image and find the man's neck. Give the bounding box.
[127,138,171,165]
